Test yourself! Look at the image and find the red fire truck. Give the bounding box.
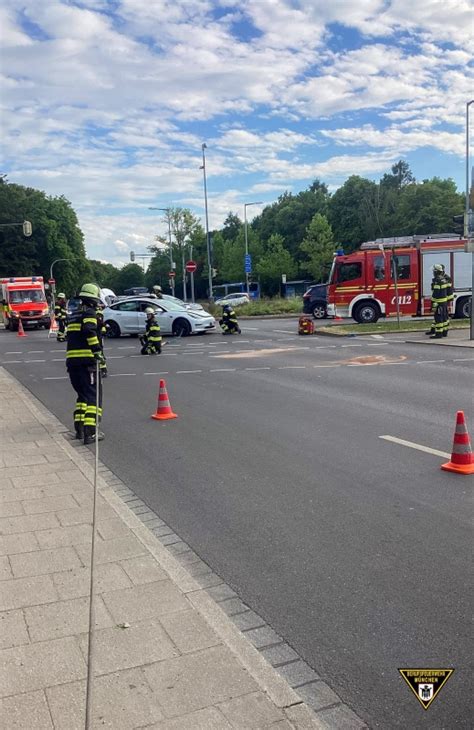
[326,234,472,323]
[1,276,51,331]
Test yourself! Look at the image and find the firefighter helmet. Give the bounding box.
[432,264,444,274]
[145,307,155,315]
[79,283,101,303]
[57,292,66,299]
[223,304,232,313]
[153,285,162,293]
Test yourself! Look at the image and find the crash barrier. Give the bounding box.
[441,410,474,475]
[151,379,178,421]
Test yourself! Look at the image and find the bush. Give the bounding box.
[207,297,303,317]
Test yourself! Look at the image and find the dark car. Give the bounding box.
[302,283,328,318]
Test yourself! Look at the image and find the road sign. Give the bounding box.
[185,260,197,273]
[169,271,176,278]
[48,278,55,285]
[244,254,252,273]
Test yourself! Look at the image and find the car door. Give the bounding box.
[138,301,172,335]
[114,300,140,333]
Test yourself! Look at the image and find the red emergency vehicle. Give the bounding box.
[1,276,51,331]
[326,234,472,323]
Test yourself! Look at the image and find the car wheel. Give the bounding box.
[105,320,121,338]
[172,318,191,337]
[353,302,380,324]
[312,303,327,319]
[455,296,471,319]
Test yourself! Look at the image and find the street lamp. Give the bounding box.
[243,201,262,296]
[49,258,73,309]
[200,143,213,301]
[149,207,175,296]
[465,100,474,340]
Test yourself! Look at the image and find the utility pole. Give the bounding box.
[200,144,213,301]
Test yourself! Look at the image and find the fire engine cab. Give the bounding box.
[1,277,51,331]
[326,234,472,323]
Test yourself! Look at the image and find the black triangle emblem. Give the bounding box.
[398,668,454,710]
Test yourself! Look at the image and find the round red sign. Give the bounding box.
[185,260,197,273]
[48,279,55,284]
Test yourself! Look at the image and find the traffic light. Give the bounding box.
[452,214,465,235]
[130,251,135,262]
[22,220,32,237]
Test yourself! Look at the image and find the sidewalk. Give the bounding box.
[403,327,474,348]
[0,368,366,729]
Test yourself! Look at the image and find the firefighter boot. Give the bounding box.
[83,427,105,445]
[430,333,443,339]
[74,423,84,440]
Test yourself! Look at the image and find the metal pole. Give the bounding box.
[244,205,249,296]
[167,216,175,297]
[181,249,187,301]
[201,144,213,301]
[466,101,474,340]
[392,252,401,328]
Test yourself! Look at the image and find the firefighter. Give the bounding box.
[96,303,108,377]
[140,307,162,354]
[152,285,163,299]
[66,283,105,444]
[219,304,241,334]
[54,293,68,342]
[430,264,451,339]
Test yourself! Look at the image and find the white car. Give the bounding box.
[215,293,251,307]
[161,294,206,313]
[103,297,216,338]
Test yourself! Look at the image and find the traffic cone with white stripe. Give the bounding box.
[17,319,27,337]
[441,411,474,475]
[151,379,177,420]
[48,314,59,338]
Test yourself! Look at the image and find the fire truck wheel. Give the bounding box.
[455,296,470,319]
[353,302,379,324]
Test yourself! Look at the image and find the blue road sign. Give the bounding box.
[244,254,252,273]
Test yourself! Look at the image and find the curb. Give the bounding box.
[4,368,368,730]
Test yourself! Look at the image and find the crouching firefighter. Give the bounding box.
[66,283,106,444]
[140,307,162,354]
[54,293,68,342]
[219,304,241,334]
[96,304,108,377]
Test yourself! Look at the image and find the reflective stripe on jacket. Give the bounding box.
[66,307,101,367]
[146,318,162,343]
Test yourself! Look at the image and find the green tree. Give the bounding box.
[391,177,464,235]
[87,260,120,291]
[114,264,145,294]
[149,207,202,299]
[381,160,415,191]
[0,179,89,295]
[256,234,297,295]
[328,176,380,249]
[221,212,242,242]
[299,214,334,281]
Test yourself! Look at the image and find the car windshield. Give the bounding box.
[158,299,187,312]
[9,289,46,304]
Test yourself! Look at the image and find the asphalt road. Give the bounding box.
[1,320,472,729]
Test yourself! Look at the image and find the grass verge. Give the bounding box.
[317,319,470,336]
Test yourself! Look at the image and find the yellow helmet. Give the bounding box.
[57,292,66,299]
[79,283,101,303]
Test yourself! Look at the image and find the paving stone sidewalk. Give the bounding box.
[0,367,366,729]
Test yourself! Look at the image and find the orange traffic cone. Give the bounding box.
[48,314,59,338]
[17,319,27,337]
[151,379,178,420]
[441,411,474,475]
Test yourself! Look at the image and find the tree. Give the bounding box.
[256,234,297,295]
[0,179,89,295]
[299,214,334,282]
[87,260,120,291]
[328,176,380,249]
[221,212,242,242]
[381,160,415,191]
[114,264,145,294]
[149,207,202,299]
[391,177,464,235]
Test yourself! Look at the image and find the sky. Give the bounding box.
[1,0,472,268]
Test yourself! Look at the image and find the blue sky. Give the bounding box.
[1,0,472,266]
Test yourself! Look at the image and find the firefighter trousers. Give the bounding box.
[57,319,66,342]
[68,365,103,433]
[433,303,449,336]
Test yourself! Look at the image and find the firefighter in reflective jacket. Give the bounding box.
[95,304,108,377]
[140,307,162,354]
[54,293,67,342]
[430,264,451,339]
[66,283,105,444]
[219,304,241,334]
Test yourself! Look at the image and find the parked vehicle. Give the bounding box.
[215,292,251,308]
[1,276,50,330]
[161,294,206,312]
[123,286,149,296]
[302,284,328,319]
[103,297,216,337]
[326,234,472,323]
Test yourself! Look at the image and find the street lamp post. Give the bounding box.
[149,207,175,296]
[465,100,474,340]
[201,144,213,301]
[243,202,262,296]
[49,258,72,310]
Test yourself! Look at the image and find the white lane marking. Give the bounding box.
[416,360,446,364]
[243,327,259,330]
[44,376,68,380]
[244,366,271,371]
[176,370,202,374]
[5,351,22,354]
[145,372,169,375]
[2,360,22,363]
[52,358,63,362]
[371,334,384,339]
[107,355,125,359]
[210,368,236,372]
[130,355,142,358]
[117,346,136,349]
[366,343,387,346]
[27,350,44,353]
[273,330,295,334]
[380,435,450,459]
[341,344,362,348]
[25,359,45,363]
[313,364,339,368]
[315,345,337,349]
[182,351,204,355]
[108,373,136,377]
[49,350,64,353]
[278,365,306,369]
[162,353,178,356]
[453,357,474,362]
